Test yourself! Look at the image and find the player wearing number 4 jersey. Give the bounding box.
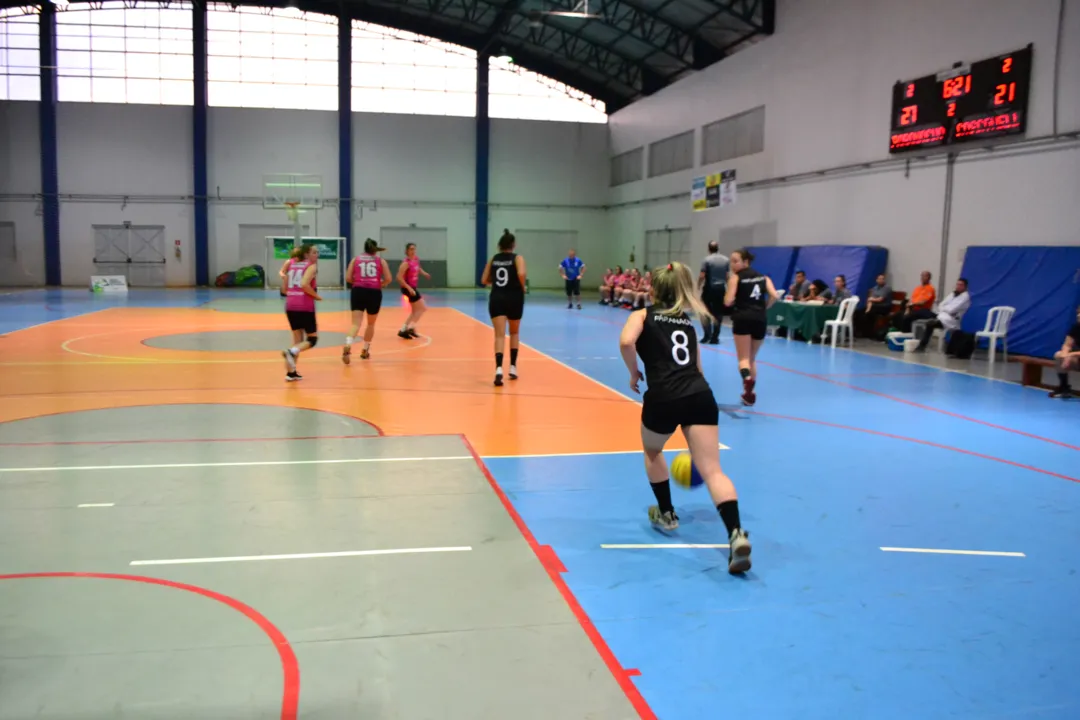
[481,229,527,387]
[342,238,392,364]
[724,248,778,407]
[619,261,751,574]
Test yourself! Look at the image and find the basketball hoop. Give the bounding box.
[284,201,300,223]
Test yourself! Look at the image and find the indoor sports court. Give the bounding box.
[2,0,1079,718]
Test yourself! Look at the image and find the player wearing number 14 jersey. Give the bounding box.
[619,261,751,574]
[481,229,527,387]
[342,238,392,364]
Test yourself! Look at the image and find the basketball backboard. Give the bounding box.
[262,173,323,210]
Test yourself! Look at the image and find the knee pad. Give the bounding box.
[307,334,318,348]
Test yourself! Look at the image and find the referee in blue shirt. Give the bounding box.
[559,249,586,310]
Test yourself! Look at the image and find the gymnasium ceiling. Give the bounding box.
[3,0,774,113]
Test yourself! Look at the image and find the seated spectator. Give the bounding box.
[828,274,853,305]
[788,270,811,300]
[890,270,937,333]
[1050,308,1080,398]
[913,278,971,351]
[857,273,893,338]
[807,279,832,302]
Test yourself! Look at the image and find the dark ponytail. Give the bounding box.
[733,248,755,263]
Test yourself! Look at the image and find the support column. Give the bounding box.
[39,3,60,286]
[192,3,209,286]
[475,52,490,286]
[338,12,352,261]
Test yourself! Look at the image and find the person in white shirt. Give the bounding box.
[915,278,971,351]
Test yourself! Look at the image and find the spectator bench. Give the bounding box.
[1013,355,1055,389]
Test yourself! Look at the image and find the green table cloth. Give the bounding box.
[767,302,840,339]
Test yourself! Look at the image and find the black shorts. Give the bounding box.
[489,293,525,321]
[401,287,422,303]
[641,389,719,436]
[732,314,767,340]
[565,278,581,296]
[350,287,383,315]
[286,310,317,335]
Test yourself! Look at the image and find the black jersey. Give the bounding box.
[490,252,523,296]
[635,307,711,401]
[733,266,768,319]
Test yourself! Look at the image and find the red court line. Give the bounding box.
[0,572,299,720]
[584,311,1078,452]
[459,434,656,720]
[744,410,1079,483]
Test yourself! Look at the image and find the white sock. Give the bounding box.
[363,341,371,351]
[401,323,409,332]
[345,336,353,346]
[496,366,503,374]
[289,346,299,355]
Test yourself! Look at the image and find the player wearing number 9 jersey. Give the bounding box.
[724,248,778,407]
[342,238,393,364]
[619,261,751,574]
[481,229,526,387]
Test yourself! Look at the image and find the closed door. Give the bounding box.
[92,225,166,287]
[644,228,692,273]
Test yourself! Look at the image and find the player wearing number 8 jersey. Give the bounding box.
[481,229,526,387]
[619,261,751,574]
[724,248,778,407]
[342,238,392,364]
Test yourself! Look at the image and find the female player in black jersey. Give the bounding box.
[725,248,778,407]
[619,261,752,574]
[481,229,527,386]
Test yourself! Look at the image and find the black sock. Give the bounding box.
[510,348,518,366]
[717,500,741,536]
[650,479,674,514]
[1059,373,1070,388]
[495,352,503,370]
[739,367,751,379]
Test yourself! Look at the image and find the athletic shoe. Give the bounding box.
[341,345,351,365]
[397,329,412,339]
[1049,386,1074,398]
[741,377,756,406]
[282,349,297,372]
[576,304,582,310]
[360,348,370,360]
[728,529,752,574]
[568,302,573,309]
[508,365,518,380]
[648,505,679,531]
[494,370,504,387]
[285,371,301,382]
[406,328,419,338]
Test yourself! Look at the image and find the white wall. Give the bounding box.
[0,101,45,285]
[608,0,1080,292]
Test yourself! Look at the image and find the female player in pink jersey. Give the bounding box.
[396,242,431,339]
[342,238,392,363]
[281,244,322,381]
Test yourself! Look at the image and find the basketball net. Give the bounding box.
[284,202,302,246]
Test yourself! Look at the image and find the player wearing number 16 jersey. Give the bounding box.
[481,229,526,387]
[342,238,392,364]
[619,261,751,574]
[724,248,778,407]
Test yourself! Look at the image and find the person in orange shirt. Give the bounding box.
[890,270,937,333]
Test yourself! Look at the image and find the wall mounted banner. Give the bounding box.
[90,275,128,293]
[691,170,738,211]
[271,237,339,260]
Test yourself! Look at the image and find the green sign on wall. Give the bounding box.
[271,237,340,261]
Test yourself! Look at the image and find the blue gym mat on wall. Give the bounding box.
[746,246,798,290]
[789,245,889,304]
[959,246,1080,359]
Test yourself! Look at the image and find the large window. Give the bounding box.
[489,56,605,123]
[208,6,337,111]
[0,7,39,102]
[55,2,193,105]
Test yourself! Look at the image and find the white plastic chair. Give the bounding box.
[824,296,859,348]
[975,306,1015,363]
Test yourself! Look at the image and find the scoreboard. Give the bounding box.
[889,45,1032,154]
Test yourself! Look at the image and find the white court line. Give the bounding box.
[0,455,472,474]
[131,546,472,566]
[601,543,730,549]
[880,547,1025,557]
[77,503,115,508]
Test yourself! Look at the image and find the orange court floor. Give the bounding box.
[0,305,683,457]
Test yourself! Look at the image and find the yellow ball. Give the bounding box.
[669,451,703,489]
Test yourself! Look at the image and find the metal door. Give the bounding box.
[93,225,167,287]
[644,227,692,272]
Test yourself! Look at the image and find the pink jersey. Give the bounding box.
[603,272,614,285]
[352,253,382,289]
[285,260,316,312]
[403,256,420,288]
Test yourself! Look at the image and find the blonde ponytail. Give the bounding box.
[651,261,713,322]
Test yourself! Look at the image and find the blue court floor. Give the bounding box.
[3,287,1079,719]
